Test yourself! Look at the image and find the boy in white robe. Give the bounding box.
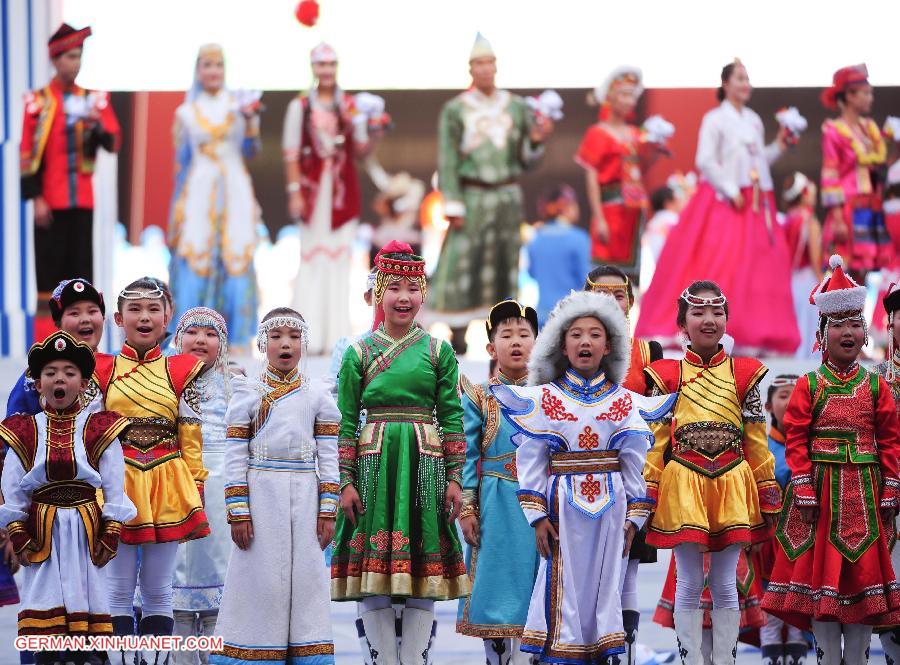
[0,331,135,665]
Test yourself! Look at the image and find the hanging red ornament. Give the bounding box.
[295,0,319,27]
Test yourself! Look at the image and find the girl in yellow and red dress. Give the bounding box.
[576,66,657,278]
[820,65,890,280]
[762,256,900,665]
[643,280,781,665]
[94,278,210,665]
[636,60,799,354]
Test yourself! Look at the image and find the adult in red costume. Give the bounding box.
[20,23,120,301]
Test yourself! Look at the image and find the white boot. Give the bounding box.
[842,623,872,665]
[198,614,218,665]
[399,607,434,665]
[811,620,842,665]
[881,628,900,665]
[360,607,399,665]
[509,638,534,665]
[674,610,704,665]
[171,612,197,665]
[701,629,713,665]
[710,609,740,665]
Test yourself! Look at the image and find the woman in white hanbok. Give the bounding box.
[168,44,261,349]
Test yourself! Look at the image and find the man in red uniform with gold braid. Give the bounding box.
[20,23,120,303]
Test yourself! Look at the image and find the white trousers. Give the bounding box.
[673,544,741,610]
[106,542,179,618]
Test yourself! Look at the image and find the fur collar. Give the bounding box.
[528,291,630,386]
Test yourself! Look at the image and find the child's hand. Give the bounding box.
[231,521,254,550]
[93,544,113,568]
[763,512,779,529]
[317,518,335,550]
[341,485,364,526]
[882,506,897,524]
[444,481,463,522]
[3,541,18,573]
[534,518,558,559]
[16,550,31,568]
[622,521,637,558]
[460,515,480,547]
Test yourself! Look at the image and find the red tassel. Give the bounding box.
[295,0,319,27]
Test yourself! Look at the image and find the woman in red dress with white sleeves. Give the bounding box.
[576,66,650,278]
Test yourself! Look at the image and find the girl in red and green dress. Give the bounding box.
[762,256,900,665]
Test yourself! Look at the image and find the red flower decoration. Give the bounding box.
[391,530,410,550]
[348,532,366,553]
[370,530,390,552]
[580,474,602,503]
[596,393,633,423]
[294,0,319,27]
[541,388,577,422]
[504,458,518,479]
[578,426,600,450]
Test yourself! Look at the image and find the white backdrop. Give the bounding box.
[63,0,900,92]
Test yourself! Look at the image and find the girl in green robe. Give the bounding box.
[331,251,470,665]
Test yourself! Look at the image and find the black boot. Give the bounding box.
[762,644,785,665]
[623,610,640,665]
[108,615,137,665]
[32,654,58,665]
[784,642,809,665]
[138,615,174,665]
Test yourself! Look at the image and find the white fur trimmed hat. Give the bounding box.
[811,254,866,315]
[527,291,630,386]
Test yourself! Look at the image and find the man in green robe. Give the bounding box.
[429,34,553,353]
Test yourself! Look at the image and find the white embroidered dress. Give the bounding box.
[172,371,231,611]
[492,369,654,664]
[211,368,340,664]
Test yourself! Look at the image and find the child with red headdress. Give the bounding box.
[762,255,900,665]
[820,65,890,279]
[19,24,120,302]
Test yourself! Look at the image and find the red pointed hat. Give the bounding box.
[821,64,869,110]
[48,23,92,58]
[811,255,866,315]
